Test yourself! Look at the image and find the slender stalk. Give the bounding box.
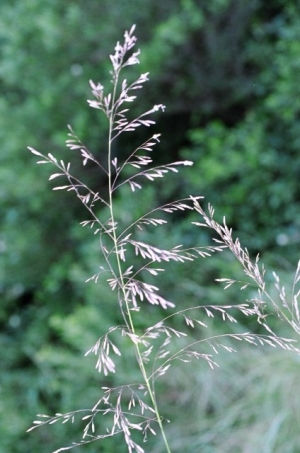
[107,67,172,453]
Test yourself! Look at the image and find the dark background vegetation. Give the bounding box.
[1,1,300,452]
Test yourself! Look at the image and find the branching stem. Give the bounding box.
[107,63,172,453]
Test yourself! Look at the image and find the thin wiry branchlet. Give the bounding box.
[192,197,300,342]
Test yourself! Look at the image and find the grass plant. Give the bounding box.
[27,26,300,452]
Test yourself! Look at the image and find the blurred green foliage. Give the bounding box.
[1,1,300,452]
